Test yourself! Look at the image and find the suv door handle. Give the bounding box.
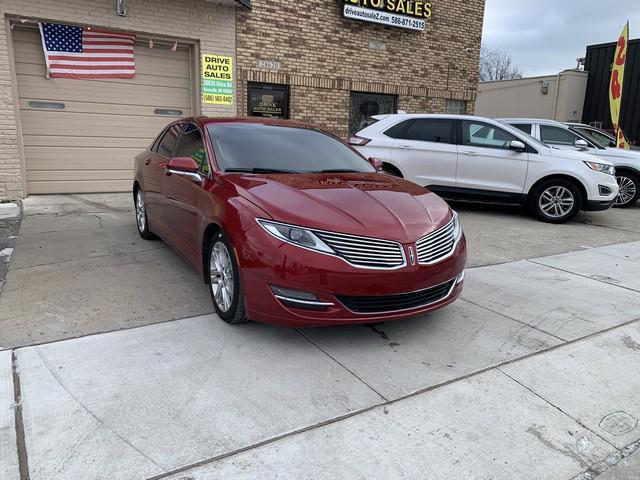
[462,151,479,156]
[398,145,413,150]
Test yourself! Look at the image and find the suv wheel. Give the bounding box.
[208,231,248,324]
[531,180,582,224]
[614,173,640,208]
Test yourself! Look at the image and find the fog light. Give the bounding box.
[270,286,335,311]
[456,271,465,284]
[599,185,613,196]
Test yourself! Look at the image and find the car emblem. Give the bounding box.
[408,245,416,266]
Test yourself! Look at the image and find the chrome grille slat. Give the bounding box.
[416,218,457,264]
[314,230,405,269]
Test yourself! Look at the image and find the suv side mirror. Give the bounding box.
[368,157,383,172]
[508,140,526,152]
[575,139,590,149]
[609,140,616,148]
[167,157,203,182]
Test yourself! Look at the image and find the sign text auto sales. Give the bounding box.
[343,0,432,31]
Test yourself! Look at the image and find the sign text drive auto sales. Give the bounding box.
[344,0,433,18]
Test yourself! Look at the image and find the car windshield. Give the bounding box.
[207,123,375,174]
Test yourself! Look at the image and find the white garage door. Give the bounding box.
[13,27,194,194]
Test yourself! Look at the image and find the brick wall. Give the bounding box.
[237,0,485,138]
[0,0,238,200]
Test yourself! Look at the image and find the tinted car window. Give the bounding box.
[156,124,182,157]
[384,120,413,139]
[208,124,375,173]
[404,119,455,144]
[512,123,532,135]
[574,127,614,148]
[175,124,210,175]
[463,121,519,149]
[540,125,580,146]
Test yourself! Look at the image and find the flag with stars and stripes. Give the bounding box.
[38,22,135,79]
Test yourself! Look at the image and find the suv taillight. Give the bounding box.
[348,135,371,146]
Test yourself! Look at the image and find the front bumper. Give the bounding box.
[585,199,615,211]
[237,224,467,327]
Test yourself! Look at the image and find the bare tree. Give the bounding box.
[480,46,523,81]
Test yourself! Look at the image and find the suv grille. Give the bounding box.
[416,218,456,264]
[337,280,455,313]
[313,231,405,269]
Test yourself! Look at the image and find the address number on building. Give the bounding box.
[343,5,426,31]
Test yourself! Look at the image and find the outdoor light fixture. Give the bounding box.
[116,0,127,16]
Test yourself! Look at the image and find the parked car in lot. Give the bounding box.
[502,118,640,208]
[351,114,619,223]
[133,118,466,327]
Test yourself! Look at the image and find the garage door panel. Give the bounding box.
[14,27,194,194]
[22,135,152,149]
[16,57,191,83]
[19,99,191,118]
[16,76,192,107]
[24,147,142,170]
[20,111,180,137]
[27,180,132,195]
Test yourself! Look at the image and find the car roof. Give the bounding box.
[499,118,570,127]
[371,113,508,122]
[179,116,320,130]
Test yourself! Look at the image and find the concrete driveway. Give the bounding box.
[1,194,640,479]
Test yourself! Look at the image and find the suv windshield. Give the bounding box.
[208,123,375,174]
[572,126,615,148]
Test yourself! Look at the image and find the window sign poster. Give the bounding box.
[201,54,233,105]
[248,83,290,119]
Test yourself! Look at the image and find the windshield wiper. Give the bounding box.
[317,169,361,173]
[224,168,295,174]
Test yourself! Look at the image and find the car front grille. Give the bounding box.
[313,231,405,269]
[337,280,455,314]
[416,218,456,264]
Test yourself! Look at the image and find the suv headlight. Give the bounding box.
[257,219,335,254]
[452,211,462,240]
[584,161,615,176]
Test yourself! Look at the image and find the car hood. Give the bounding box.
[600,147,640,162]
[546,147,614,165]
[224,172,452,243]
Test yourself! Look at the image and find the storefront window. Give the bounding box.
[349,92,397,134]
[445,99,467,115]
[247,83,290,119]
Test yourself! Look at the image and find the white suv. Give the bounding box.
[351,114,618,223]
[502,118,640,208]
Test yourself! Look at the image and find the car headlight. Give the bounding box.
[452,211,462,240]
[584,161,615,175]
[257,219,335,254]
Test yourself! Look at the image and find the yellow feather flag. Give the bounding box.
[609,22,630,149]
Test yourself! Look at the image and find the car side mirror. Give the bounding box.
[609,141,616,148]
[368,157,383,172]
[575,139,590,149]
[166,157,203,182]
[508,140,526,152]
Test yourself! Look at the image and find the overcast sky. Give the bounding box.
[482,0,640,77]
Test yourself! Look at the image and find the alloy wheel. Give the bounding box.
[615,176,637,206]
[538,186,575,219]
[135,190,146,232]
[210,241,234,312]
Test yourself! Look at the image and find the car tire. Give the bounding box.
[614,172,640,208]
[530,179,583,224]
[207,231,248,324]
[134,188,155,240]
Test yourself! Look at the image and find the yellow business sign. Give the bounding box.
[343,0,432,31]
[609,22,630,149]
[201,54,233,105]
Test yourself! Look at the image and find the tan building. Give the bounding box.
[475,69,588,123]
[0,0,485,200]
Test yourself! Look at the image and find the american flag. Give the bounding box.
[38,22,135,79]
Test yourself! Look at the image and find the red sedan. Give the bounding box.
[133,118,466,327]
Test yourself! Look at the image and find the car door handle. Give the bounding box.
[398,145,413,150]
[462,151,479,156]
